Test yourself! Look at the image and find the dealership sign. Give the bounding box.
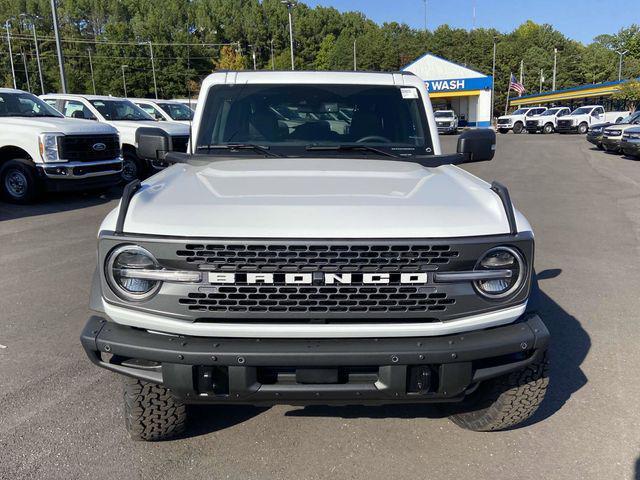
[425,76,493,92]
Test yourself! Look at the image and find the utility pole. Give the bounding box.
[552,47,557,91]
[19,51,31,92]
[539,68,544,93]
[148,41,158,99]
[31,24,44,94]
[87,48,96,94]
[490,37,497,126]
[121,65,128,97]
[270,38,275,70]
[615,49,628,81]
[281,1,296,70]
[250,45,257,70]
[50,0,67,93]
[5,22,16,89]
[353,39,357,71]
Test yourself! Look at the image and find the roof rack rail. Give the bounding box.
[490,181,518,235]
[115,179,141,235]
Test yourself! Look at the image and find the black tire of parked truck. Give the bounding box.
[543,123,554,134]
[0,159,40,204]
[447,352,549,431]
[512,122,524,134]
[578,122,589,135]
[122,152,145,182]
[124,378,187,441]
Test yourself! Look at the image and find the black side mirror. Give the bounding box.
[136,127,170,163]
[457,129,496,163]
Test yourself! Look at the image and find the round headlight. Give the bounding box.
[473,246,526,299]
[106,245,161,301]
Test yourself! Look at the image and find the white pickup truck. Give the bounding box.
[130,98,194,126]
[525,106,571,134]
[41,94,190,181]
[0,88,122,203]
[556,105,630,134]
[496,107,547,134]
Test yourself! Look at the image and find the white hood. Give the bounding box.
[109,157,525,239]
[0,116,117,135]
[106,120,190,145]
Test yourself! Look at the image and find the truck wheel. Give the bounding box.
[0,159,40,204]
[498,128,509,134]
[122,153,143,182]
[543,123,554,134]
[448,352,549,431]
[123,378,187,441]
[578,123,588,134]
[512,122,524,134]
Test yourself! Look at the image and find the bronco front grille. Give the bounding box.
[179,285,455,315]
[176,243,460,272]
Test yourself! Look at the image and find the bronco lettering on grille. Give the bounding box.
[207,272,429,285]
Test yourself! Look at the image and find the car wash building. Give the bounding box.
[402,53,493,128]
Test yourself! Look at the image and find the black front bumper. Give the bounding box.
[81,314,549,405]
[621,140,640,157]
[587,132,603,146]
[39,172,122,192]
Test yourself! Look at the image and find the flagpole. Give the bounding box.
[505,72,512,115]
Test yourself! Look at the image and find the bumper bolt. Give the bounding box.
[237,356,245,364]
[451,353,457,359]
[520,342,528,350]
[418,354,425,360]
[104,345,111,352]
[178,354,184,360]
[211,355,217,361]
[391,355,399,363]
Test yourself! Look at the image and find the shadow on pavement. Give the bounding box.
[0,185,122,221]
[180,405,270,439]
[635,457,639,480]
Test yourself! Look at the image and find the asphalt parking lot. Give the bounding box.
[1,133,639,480]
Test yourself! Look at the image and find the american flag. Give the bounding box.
[509,73,526,95]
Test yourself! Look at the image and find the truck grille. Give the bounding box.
[176,243,459,272]
[604,129,621,137]
[526,120,538,127]
[180,285,455,314]
[497,118,510,125]
[58,134,120,162]
[557,120,572,129]
[171,135,190,153]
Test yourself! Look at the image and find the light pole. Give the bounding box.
[490,36,497,126]
[19,51,30,92]
[353,39,357,71]
[270,38,275,70]
[281,1,296,70]
[615,49,628,81]
[249,44,257,70]
[121,65,128,97]
[87,48,96,94]
[5,21,16,89]
[148,41,158,99]
[50,0,67,93]
[552,47,557,91]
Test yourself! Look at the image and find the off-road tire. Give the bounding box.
[123,378,187,441]
[0,159,40,204]
[543,123,554,134]
[448,352,549,432]
[577,122,588,135]
[512,122,524,134]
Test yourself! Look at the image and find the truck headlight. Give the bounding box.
[38,133,64,162]
[106,245,202,301]
[473,246,526,299]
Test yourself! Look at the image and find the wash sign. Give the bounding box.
[425,76,493,92]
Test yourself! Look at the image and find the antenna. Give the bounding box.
[187,83,194,155]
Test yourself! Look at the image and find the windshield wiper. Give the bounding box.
[199,143,281,157]
[305,144,401,158]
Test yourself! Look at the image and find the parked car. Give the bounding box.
[0,88,122,203]
[556,105,630,134]
[41,94,190,181]
[600,111,640,152]
[130,98,194,126]
[586,123,612,149]
[620,126,640,158]
[496,107,546,134]
[434,110,458,134]
[525,106,571,134]
[81,70,550,441]
[172,98,198,111]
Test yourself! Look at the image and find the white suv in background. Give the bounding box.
[0,89,122,203]
[525,106,571,134]
[496,107,547,134]
[41,94,190,181]
[130,98,194,126]
[433,110,458,134]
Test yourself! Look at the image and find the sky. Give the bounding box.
[304,0,639,44]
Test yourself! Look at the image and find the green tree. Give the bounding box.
[214,45,246,70]
[612,80,640,111]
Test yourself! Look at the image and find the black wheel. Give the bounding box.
[0,159,40,204]
[543,123,554,134]
[512,122,524,134]
[577,123,588,135]
[122,153,143,182]
[498,128,509,134]
[448,352,549,431]
[124,378,187,441]
[596,143,604,150]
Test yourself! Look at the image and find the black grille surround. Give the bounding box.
[98,233,535,323]
[58,134,121,162]
[497,118,510,125]
[557,120,573,129]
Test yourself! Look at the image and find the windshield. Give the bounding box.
[196,84,433,157]
[434,111,454,118]
[89,99,153,121]
[0,92,62,118]
[511,109,530,115]
[571,107,593,115]
[619,111,640,124]
[540,108,561,116]
[158,102,194,121]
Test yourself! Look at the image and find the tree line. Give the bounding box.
[1,0,639,112]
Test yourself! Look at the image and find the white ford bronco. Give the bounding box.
[41,94,190,182]
[0,88,122,203]
[81,71,549,441]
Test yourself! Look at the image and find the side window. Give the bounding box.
[139,104,164,120]
[596,107,604,116]
[63,100,95,120]
[44,99,59,109]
